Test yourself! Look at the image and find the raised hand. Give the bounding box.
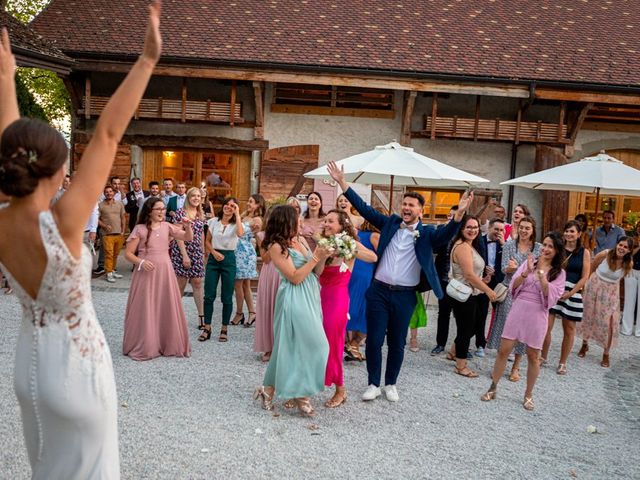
[142,0,162,63]
[0,28,19,133]
[458,190,474,213]
[527,253,535,273]
[0,28,16,79]
[327,161,348,190]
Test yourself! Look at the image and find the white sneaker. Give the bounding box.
[361,385,382,401]
[384,385,399,402]
[111,272,123,279]
[105,272,116,283]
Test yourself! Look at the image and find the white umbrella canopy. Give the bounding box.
[304,142,490,188]
[501,151,640,196]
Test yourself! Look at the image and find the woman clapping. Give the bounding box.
[481,233,566,410]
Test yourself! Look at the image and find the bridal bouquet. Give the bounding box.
[317,232,357,271]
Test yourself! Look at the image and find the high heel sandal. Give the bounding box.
[283,399,296,409]
[296,398,315,417]
[197,315,205,331]
[556,364,567,375]
[231,312,245,326]
[253,387,274,411]
[219,327,228,342]
[508,367,521,382]
[198,326,211,342]
[577,342,588,358]
[324,392,348,408]
[409,337,419,353]
[245,312,256,327]
[601,353,610,368]
[480,389,497,402]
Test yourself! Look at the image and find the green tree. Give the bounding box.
[4,0,71,130]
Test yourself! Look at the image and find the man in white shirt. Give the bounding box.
[328,162,471,402]
[161,177,176,205]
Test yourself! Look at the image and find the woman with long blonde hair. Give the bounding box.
[170,186,207,328]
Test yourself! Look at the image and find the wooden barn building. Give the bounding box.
[29,0,640,233]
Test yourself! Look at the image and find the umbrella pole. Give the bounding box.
[591,187,600,250]
[389,175,395,214]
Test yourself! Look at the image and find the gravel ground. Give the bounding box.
[1,265,640,479]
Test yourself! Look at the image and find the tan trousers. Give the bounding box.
[103,234,124,273]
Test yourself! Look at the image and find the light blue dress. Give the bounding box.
[235,221,258,279]
[263,248,329,399]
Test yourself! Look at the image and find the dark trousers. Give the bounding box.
[96,227,105,269]
[450,294,483,360]
[204,250,236,326]
[127,211,138,234]
[435,278,453,347]
[365,281,417,387]
[475,294,490,349]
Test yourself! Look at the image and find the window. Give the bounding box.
[407,189,462,223]
[271,83,395,118]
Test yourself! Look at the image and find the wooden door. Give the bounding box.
[258,145,319,201]
[537,145,569,235]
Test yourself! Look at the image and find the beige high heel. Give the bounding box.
[296,398,315,417]
[253,387,274,411]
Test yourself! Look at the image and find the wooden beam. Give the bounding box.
[473,96,481,141]
[253,81,264,140]
[536,88,640,106]
[76,60,532,98]
[568,102,594,144]
[583,121,640,133]
[74,132,269,151]
[515,106,522,145]
[84,76,91,119]
[557,101,566,142]
[400,91,417,146]
[229,80,237,126]
[430,93,438,140]
[288,161,318,197]
[181,78,187,123]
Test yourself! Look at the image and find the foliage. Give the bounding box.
[15,71,47,120]
[4,1,71,130]
[4,0,51,22]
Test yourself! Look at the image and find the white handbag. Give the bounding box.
[446,277,472,302]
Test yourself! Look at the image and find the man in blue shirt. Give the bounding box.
[594,210,625,254]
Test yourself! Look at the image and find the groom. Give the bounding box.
[327,162,472,402]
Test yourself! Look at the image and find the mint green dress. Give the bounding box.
[263,248,329,399]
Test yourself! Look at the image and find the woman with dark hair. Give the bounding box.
[541,220,591,374]
[232,193,266,326]
[481,233,566,411]
[487,216,541,381]
[254,207,280,362]
[170,187,207,329]
[0,4,161,476]
[124,197,193,360]
[254,205,332,416]
[577,237,633,367]
[200,197,244,342]
[299,191,326,250]
[574,213,591,248]
[507,203,531,240]
[346,218,380,361]
[446,215,497,378]
[319,209,377,407]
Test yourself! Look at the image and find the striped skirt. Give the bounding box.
[549,280,583,321]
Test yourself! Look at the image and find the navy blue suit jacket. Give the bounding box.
[344,188,461,299]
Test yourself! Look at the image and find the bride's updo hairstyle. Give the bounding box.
[0,118,68,197]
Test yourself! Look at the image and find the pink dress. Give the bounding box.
[502,262,566,350]
[123,223,192,360]
[320,264,352,387]
[254,259,280,353]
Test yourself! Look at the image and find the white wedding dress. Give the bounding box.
[1,211,119,479]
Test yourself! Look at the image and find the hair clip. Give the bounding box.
[28,151,38,164]
[0,166,5,174]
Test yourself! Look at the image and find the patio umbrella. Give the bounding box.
[304,142,489,212]
[501,150,640,244]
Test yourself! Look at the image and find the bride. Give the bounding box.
[0,2,162,478]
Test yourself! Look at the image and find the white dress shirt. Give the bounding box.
[85,203,99,233]
[162,191,176,205]
[374,221,421,287]
[487,240,497,269]
[176,194,186,211]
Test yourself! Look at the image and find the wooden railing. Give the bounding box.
[80,96,244,124]
[417,115,569,144]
